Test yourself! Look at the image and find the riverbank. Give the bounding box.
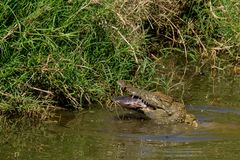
[1,75,240,159]
[0,0,239,118]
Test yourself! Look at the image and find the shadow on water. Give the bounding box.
[0,76,240,160]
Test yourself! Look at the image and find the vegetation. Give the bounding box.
[0,0,239,118]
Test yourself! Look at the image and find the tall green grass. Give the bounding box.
[0,0,156,115]
[0,0,239,117]
[148,0,239,70]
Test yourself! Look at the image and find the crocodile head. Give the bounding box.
[116,80,176,115]
[113,80,198,127]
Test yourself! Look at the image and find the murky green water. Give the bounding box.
[0,76,240,160]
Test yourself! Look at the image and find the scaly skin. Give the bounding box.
[116,80,198,127]
[117,80,175,115]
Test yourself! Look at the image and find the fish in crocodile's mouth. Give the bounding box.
[112,96,155,110]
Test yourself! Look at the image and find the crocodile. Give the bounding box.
[113,80,198,127]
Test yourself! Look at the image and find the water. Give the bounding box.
[0,76,240,160]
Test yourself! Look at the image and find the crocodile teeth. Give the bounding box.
[130,95,150,108]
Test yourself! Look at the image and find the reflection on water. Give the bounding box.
[0,76,240,160]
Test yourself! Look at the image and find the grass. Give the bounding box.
[0,0,239,119]
[147,1,239,68]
